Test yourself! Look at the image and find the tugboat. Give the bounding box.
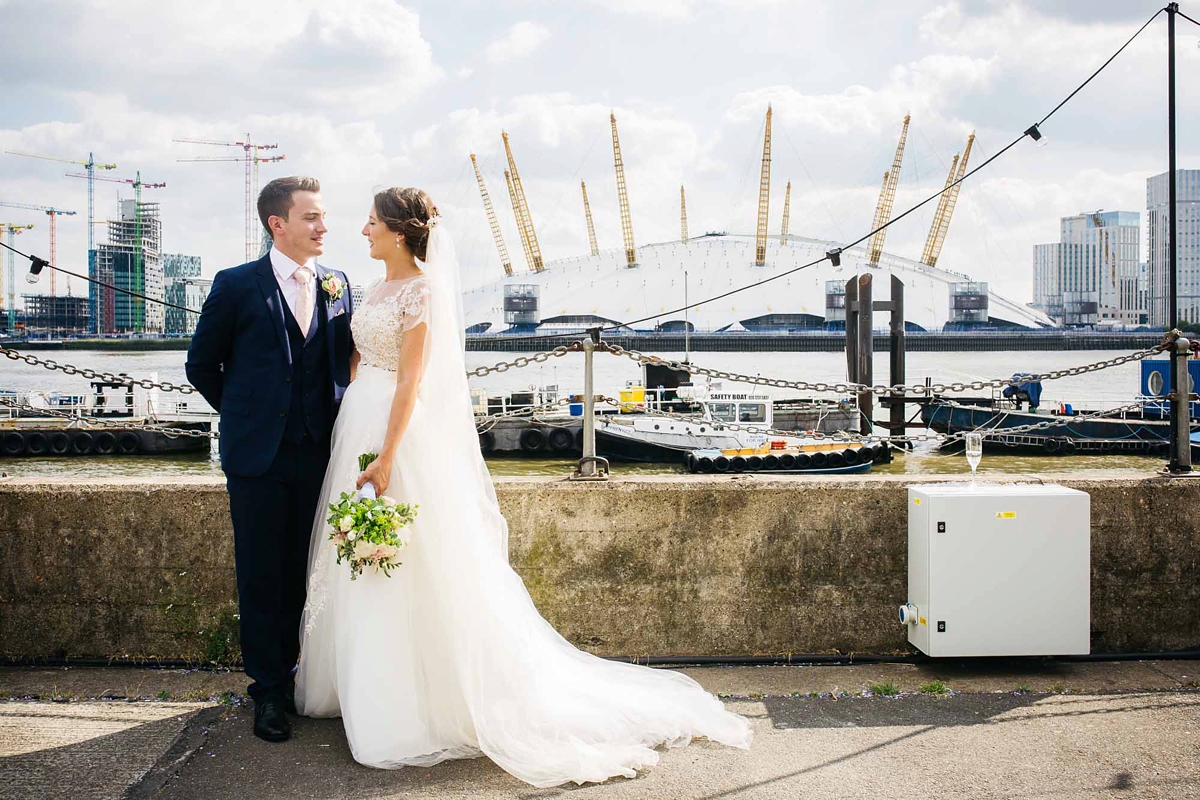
[0,377,212,457]
[920,358,1200,456]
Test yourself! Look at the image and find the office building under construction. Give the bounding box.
[93,199,164,334]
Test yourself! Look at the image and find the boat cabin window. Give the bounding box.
[738,403,767,423]
[709,402,736,422]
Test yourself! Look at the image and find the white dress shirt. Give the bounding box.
[269,247,316,322]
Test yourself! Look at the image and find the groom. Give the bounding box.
[186,176,354,742]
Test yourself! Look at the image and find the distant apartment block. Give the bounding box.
[1147,169,1200,327]
[1031,211,1144,326]
[163,253,209,335]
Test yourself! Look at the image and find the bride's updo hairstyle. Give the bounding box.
[374,187,439,262]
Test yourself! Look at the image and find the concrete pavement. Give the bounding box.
[1,662,1198,799]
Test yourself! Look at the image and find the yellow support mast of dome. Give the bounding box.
[581,180,600,257]
[781,180,792,243]
[470,154,513,278]
[502,132,544,272]
[504,169,535,273]
[921,132,975,268]
[867,114,911,267]
[680,185,689,242]
[610,112,637,268]
[754,105,773,266]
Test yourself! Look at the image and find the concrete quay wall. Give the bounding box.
[0,474,1196,661]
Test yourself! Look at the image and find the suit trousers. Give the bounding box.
[226,436,330,704]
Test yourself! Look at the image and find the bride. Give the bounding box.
[295,187,751,788]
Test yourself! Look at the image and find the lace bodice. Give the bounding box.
[351,274,431,371]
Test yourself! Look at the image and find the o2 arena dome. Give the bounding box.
[463,111,1053,335]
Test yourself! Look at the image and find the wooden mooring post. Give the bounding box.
[845,274,905,438]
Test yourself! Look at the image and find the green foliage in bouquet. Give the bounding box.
[326,488,418,580]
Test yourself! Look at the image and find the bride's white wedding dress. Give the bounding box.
[295,226,751,788]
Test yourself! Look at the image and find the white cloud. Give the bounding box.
[485,22,551,64]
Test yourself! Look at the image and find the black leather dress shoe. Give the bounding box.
[254,699,292,742]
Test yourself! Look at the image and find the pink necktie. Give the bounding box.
[294,266,314,337]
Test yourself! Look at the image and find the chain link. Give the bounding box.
[467,342,582,378]
[930,400,1148,446]
[0,398,216,439]
[1,346,199,394]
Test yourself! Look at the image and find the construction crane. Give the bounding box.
[0,202,77,297]
[501,132,544,272]
[754,105,773,266]
[581,181,600,256]
[504,170,535,272]
[1,223,35,331]
[67,172,164,333]
[867,114,911,267]
[470,154,513,277]
[920,132,975,268]
[610,113,637,269]
[174,134,285,263]
[680,185,689,243]
[5,151,115,277]
[781,180,792,241]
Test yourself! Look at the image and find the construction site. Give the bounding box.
[462,108,1053,340]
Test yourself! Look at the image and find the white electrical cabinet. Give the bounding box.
[902,483,1090,657]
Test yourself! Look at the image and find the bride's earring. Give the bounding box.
[395,234,402,249]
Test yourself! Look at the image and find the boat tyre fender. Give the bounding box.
[2,431,25,456]
[810,451,828,468]
[118,431,141,454]
[746,455,763,471]
[730,456,747,472]
[94,431,117,455]
[778,453,797,470]
[1043,438,1060,454]
[794,453,812,469]
[548,428,574,452]
[827,451,845,468]
[873,444,892,464]
[519,427,546,452]
[696,456,714,473]
[763,454,779,471]
[713,455,730,473]
[685,453,696,473]
[70,431,94,455]
[574,428,585,450]
[49,432,70,455]
[841,448,859,466]
[1061,439,1077,456]
[477,430,495,452]
[25,432,49,456]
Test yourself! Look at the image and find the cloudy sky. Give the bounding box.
[2,0,1198,306]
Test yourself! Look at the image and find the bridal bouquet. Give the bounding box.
[325,453,418,580]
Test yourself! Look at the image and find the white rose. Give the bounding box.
[379,496,396,507]
[347,531,357,541]
[339,516,354,532]
[353,540,377,560]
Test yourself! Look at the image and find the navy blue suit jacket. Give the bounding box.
[186,254,355,477]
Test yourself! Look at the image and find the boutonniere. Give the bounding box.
[321,274,344,302]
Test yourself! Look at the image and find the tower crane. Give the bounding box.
[610,113,637,269]
[470,155,513,277]
[1,223,35,331]
[754,105,773,266]
[0,202,77,297]
[505,170,535,272]
[781,180,792,241]
[680,185,689,243]
[5,151,115,275]
[67,172,164,333]
[501,132,544,272]
[582,181,600,256]
[174,134,285,262]
[867,114,911,267]
[921,132,975,268]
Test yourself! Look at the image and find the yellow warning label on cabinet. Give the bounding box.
[919,617,927,626]
[914,498,921,505]
[996,511,1016,519]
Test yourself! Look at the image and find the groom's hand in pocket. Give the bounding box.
[357,458,390,497]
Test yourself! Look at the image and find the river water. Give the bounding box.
[1,348,1165,479]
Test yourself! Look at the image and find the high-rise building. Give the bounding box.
[1147,169,1200,327]
[94,200,164,334]
[163,253,208,335]
[1031,211,1143,326]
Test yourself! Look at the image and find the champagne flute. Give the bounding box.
[965,432,983,481]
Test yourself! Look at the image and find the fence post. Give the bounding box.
[1170,334,1193,474]
[571,328,609,481]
